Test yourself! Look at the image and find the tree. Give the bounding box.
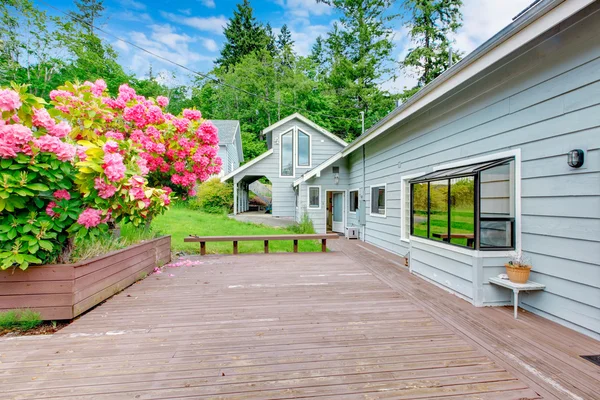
[264,23,277,56]
[277,24,293,52]
[68,0,105,34]
[216,0,269,69]
[401,0,463,87]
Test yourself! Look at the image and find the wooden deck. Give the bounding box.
[0,241,598,399]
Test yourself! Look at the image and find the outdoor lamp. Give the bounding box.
[334,173,340,185]
[567,149,584,168]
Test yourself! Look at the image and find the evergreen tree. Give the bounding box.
[68,0,104,34]
[216,0,268,69]
[401,0,463,87]
[264,23,277,56]
[276,24,293,52]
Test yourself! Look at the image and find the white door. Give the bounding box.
[332,192,344,233]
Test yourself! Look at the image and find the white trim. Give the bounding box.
[400,172,427,243]
[325,189,346,234]
[307,185,321,210]
[221,149,273,182]
[369,183,387,218]
[296,128,312,169]
[262,112,348,147]
[294,152,342,186]
[279,129,295,179]
[348,188,359,214]
[410,235,514,258]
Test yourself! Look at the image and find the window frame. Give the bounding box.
[279,129,295,178]
[400,173,425,243]
[409,154,519,252]
[348,189,359,214]
[369,183,387,218]
[307,185,321,210]
[296,129,312,168]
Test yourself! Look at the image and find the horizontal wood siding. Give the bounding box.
[235,117,345,218]
[0,237,171,320]
[345,7,600,337]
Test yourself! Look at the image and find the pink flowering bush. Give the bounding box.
[1,80,221,271]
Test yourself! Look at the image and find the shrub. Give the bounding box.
[0,309,42,330]
[196,178,233,214]
[289,213,316,234]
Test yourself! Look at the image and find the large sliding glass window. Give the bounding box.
[280,131,294,177]
[410,157,515,250]
[297,130,310,167]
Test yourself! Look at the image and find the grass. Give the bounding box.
[69,223,158,263]
[0,309,42,331]
[152,202,322,254]
[413,208,475,247]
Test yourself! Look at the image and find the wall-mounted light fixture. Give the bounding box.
[567,149,584,168]
[333,166,340,185]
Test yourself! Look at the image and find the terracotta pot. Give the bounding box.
[505,264,532,284]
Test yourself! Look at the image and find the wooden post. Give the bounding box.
[321,239,327,252]
[293,239,298,253]
[200,242,206,256]
[264,240,269,254]
[233,241,238,255]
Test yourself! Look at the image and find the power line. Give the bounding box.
[37,0,358,123]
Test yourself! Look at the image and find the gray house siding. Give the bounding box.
[299,160,350,233]
[230,116,345,218]
[344,8,600,338]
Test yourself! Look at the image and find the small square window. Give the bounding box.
[308,186,320,209]
[332,166,340,174]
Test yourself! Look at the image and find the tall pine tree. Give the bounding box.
[216,0,268,69]
[401,0,463,88]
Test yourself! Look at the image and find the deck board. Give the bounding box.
[1,245,595,399]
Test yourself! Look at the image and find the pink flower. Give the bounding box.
[123,104,146,126]
[77,208,103,228]
[197,121,219,145]
[137,157,149,175]
[91,79,107,96]
[103,140,119,153]
[0,124,33,154]
[53,189,71,200]
[49,90,72,101]
[156,96,169,108]
[183,109,202,121]
[118,84,136,102]
[77,146,88,161]
[49,121,71,138]
[32,108,56,130]
[160,193,171,205]
[173,118,190,133]
[94,177,117,199]
[46,201,59,218]
[103,152,126,182]
[188,188,196,197]
[0,89,22,112]
[105,130,125,140]
[34,135,76,161]
[174,161,186,173]
[146,105,164,124]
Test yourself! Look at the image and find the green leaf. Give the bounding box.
[0,159,11,168]
[84,119,93,128]
[38,240,53,251]
[26,183,50,191]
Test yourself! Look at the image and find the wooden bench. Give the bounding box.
[432,233,475,247]
[184,234,340,255]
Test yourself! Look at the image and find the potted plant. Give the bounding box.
[505,252,532,284]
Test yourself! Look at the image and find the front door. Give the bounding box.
[332,192,344,233]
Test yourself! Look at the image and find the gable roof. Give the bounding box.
[213,120,243,162]
[262,113,348,147]
[220,149,273,183]
[294,0,592,186]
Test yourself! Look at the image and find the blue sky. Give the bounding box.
[40,0,533,92]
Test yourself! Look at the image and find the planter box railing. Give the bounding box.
[0,236,171,320]
[185,234,339,255]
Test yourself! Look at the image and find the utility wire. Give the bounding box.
[38,0,358,123]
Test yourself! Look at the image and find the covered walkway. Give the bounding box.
[1,241,598,399]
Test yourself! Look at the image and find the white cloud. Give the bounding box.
[276,0,332,18]
[178,8,192,15]
[452,0,533,53]
[113,39,130,54]
[115,10,152,23]
[118,0,146,11]
[202,38,218,52]
[160,11,228,35]
[286,24,330,56]
[200,0,216,8]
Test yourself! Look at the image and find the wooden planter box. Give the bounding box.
[0,236,171,320]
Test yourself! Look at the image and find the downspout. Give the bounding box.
[362,144,366,241]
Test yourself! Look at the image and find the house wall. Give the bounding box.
[217,145,228,176]
[234,118,345,218]
[345,6,600,339]
[227,142,240,173]
[299,159,350,233]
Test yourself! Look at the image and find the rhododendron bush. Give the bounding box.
[0,81,221,270]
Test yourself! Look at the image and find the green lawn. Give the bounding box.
[413,209,475,247]
[152,204,322,254]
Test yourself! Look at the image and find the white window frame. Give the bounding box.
[307,185,321,210]
[348,188,359,214]
[279,129,295,178]
[369,183,387,218]
[296,128,312,169]
[400,172,426,243]
[408,149,522,256]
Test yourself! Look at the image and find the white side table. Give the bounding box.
[489,277,546,319]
